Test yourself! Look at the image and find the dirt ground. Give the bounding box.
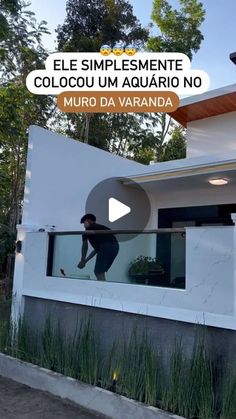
[0,375,110,419]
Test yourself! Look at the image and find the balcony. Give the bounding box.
[18,225,236,329]
[47,229,186,289]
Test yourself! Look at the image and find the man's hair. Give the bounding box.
[80,213,96,223]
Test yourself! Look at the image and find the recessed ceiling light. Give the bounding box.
[208,178,229,186]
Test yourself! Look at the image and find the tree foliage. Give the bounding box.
[147,0,205,60]
[57,0,149,52]
[56,0,149,146]
[56,0,205,157]
[0,0,20,41]
[145,0,204,164]
[0,2,53,275]
[161,126,186,161]
[0,82,52,221]
[64,112,148,155]
[0,1,50,81]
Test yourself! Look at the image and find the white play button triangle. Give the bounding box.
[108,197,131,222]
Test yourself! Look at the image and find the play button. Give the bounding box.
[85,176,151,242]
[109,198,131,222]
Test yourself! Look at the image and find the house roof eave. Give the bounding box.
[122,155,236,184]
[169,84,236,127]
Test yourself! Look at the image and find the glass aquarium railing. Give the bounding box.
[47,229,185,289]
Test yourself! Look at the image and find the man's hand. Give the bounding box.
[78,260,86,269]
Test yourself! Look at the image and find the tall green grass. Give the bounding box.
[116,328,160,406]
[75,317,99,385]
[183,337,214,419]
[161,339,185,414]
[99,340,119,390]
[0,297,11,352]
[1,315,235,418]
[0,315,99,385]
[221,366,236,419]
[0,296,11,323]
[0,320,9,352]
[161,332,215,419]
[35,316,99,384]
[41,318,65,372]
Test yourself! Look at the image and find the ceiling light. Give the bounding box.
[208,178,229,186]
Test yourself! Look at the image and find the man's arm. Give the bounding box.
[81,239,88,261]
[85,249,97,263]
[78,239,97,268]
[78,239,88,268]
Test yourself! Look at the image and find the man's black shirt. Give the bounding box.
[82,223,118,251]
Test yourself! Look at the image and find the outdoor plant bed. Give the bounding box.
[0,317,236,419]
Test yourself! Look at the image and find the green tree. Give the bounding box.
[56,0,149,52]
[56,0,149,145]
[64,112,109,150]
[0,1,52,226]
[138,113,174,162]
[0,83,51,229]
[161,126,186,161]
[145,0,205,163]
[132,147,155,165]
[0,1,50,81]
[0,0,20,41]
[64,112,148,154]
[0,2,53,280]
[147,0,205,60]
[56,0,205,160]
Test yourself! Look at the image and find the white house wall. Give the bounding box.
[13,125,236,330]
[187,111,236,158]
[13,126,156,320]
[23,126,144,228]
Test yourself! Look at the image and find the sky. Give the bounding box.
[29,0,236,91]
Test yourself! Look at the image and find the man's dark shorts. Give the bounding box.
[94,242,119,274]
